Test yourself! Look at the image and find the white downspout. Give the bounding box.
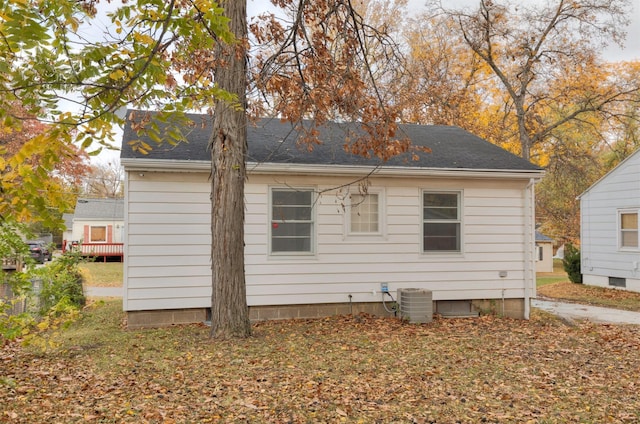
[524,178,536,319]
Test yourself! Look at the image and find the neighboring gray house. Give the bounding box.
[66,198,125,259]
[121,113,544,328]
[580,149,640,292]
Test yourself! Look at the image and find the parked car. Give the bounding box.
[27,241,46,264]
[26,240,52,264]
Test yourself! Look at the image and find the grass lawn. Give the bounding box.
[2,301,640,423]
[536,258,568,287]
[79,262,123,287]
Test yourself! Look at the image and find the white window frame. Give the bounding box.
[346,188,385,237]
[422,190,463,253]
[89,225,107,243]
[269,187,316,255]
[619,209,639,250]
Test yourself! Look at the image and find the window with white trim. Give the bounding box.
[90,226,107,243]
[423,191,461,252]
[350,193,380,234]
[271,188,314,253]
[620,211,638,249]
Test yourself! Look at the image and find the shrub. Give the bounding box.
[33,252,86,315]
[563,243,582,284]
[1,251,87,342]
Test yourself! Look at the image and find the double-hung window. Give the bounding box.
[620,210,638,249]
[350,193,380,234]
[423,191,461,252]
[271,188,314,253]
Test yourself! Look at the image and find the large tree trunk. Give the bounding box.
[209,0,251,338]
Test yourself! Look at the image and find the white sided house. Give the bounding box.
[121,114,544,328]
[66,198,125,260]
[535,231,554,273]
[580,148,640,292]
[70,198,124,245]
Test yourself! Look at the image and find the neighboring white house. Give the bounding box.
[120,113,544,328]
[66,198,125,254]
[62,213,74,246]
[580,148,640,292]
[535,231,554,273]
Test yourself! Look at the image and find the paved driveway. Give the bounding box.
[532,298,640,325]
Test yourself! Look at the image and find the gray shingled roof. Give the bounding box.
[62,213,74,230]
[535,231,554,242]
[74,198,124,220]
[120,112,541,172]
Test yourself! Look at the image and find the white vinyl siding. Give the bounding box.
[123,170,535,311]
[581,149,640,290]
[123,172,211,311]
[72,219,124,244]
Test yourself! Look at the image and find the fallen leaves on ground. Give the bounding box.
[538,281,640,311]
[2,302,640,423]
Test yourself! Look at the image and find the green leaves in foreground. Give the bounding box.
[0,0,238,223]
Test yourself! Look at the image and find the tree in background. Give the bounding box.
[535,124,604,244]
[1,0,407,338]
[427,0,639,162]
[0,102,90,230]
[398,0,640,243]
[83,161,123,198]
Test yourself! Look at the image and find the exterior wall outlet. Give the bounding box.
[381,283,389,293]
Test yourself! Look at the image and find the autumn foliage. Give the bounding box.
[0,103,90,226]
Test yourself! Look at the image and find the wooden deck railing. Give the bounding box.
[79,243,124,258]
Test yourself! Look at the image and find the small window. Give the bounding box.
[609,277,626,288]
[90,226,107,243]
[423,191,461,252]
[271,188,314,253]
[350,193,379,234]
[620,212,638,248]
[537,245,543,261]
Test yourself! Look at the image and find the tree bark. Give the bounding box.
[209,0,251,338]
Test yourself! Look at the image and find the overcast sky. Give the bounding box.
[402,0,639,62]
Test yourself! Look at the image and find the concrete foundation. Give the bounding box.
[126,298,527,328]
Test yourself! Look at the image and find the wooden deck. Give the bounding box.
[67,243,124,262]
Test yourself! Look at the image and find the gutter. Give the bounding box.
[524,178,536,320]
[121,158,545,180]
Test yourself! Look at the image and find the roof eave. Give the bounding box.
[121,158,544,180]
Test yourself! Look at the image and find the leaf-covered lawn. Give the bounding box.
[538,281,640,312]
[2,301,640,423]
[79,262,123,288]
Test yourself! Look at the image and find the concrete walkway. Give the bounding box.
[532,298,640,325]
[85,286,123,298]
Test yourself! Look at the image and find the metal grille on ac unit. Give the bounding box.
[397,288,433,323]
